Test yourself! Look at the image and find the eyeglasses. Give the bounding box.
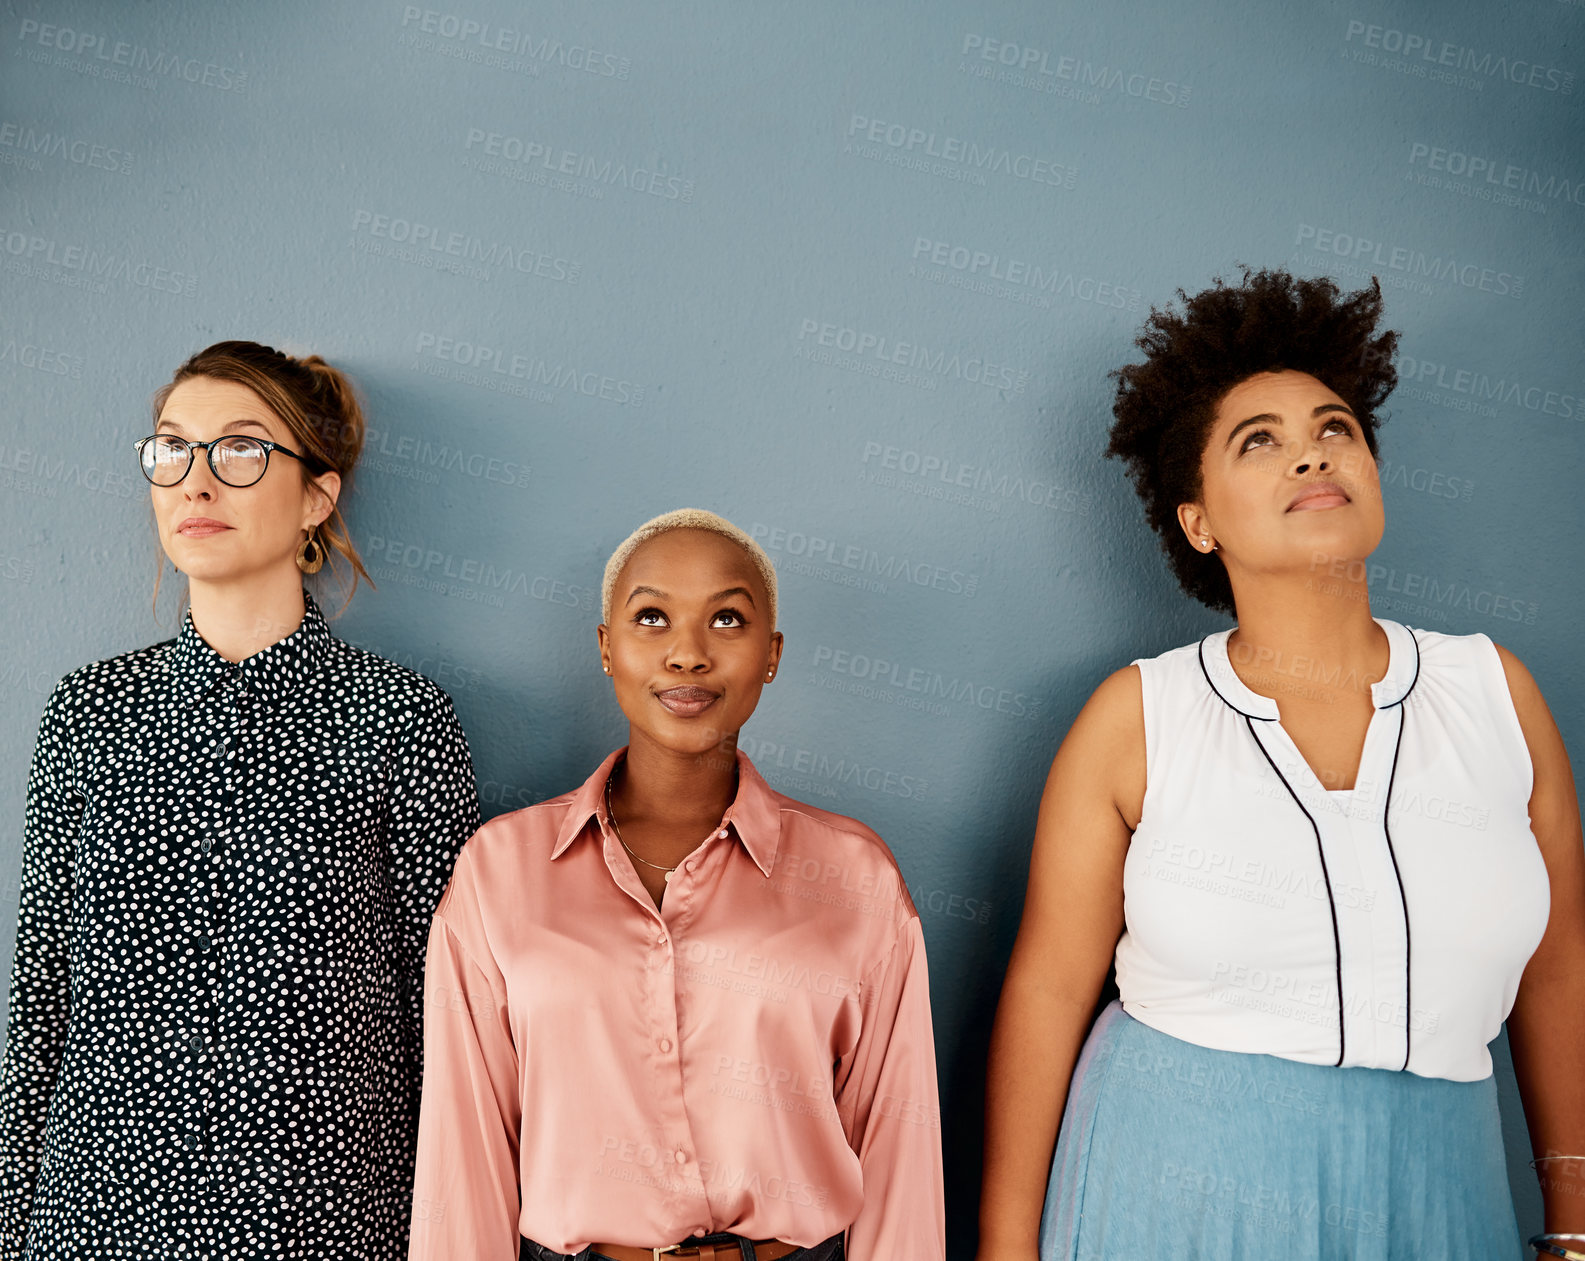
[133,434,319,488]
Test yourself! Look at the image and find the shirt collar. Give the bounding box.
[1198,616,1422,721]
[551,746,783,877]
[169,588,332,709]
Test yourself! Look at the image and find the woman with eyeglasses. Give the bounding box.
[408,509,944,1261]
[0,341,481,1260]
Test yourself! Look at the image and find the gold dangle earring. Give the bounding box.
[296,525,325,575]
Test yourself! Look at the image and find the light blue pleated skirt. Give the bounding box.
[1039,1001,1522,1260]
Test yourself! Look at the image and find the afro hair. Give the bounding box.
[1105,267,1399,614]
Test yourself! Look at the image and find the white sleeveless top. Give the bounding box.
[1115,619,1549,1081]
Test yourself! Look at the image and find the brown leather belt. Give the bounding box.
[590,1241,802,1261]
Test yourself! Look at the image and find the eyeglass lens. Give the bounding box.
[142,436,270,487]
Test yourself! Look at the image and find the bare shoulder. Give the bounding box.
[1492,643,1545,717]
[1492,644,1579,844]
[1042,664,1145,829]
[1491,642,1566,763]
[1077,663,1144,732]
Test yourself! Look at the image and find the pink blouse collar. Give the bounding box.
[549,745,783,876]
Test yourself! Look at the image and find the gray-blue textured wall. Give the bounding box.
[3,1,1580,1254]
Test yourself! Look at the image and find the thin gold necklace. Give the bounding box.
[604,770,680,884]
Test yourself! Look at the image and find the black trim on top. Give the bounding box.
[1375,627,1419,1071]
[1380,685,1415,1073]
[1201,621,1425,719]
[1382,626,1423,711]
[1245,715,1346,1068]
[1198,638,1277,722]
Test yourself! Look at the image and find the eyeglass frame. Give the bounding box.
[133,433,326,488]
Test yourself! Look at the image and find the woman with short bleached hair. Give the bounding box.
[978,270,1585,1260]
[410,508,944,1261]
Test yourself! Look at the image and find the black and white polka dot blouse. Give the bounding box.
[0,589,480,1261]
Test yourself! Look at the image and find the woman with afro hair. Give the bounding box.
[977,269,1585,1260]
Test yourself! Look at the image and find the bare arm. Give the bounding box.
[976,665,1145,1257]
[1497,645,1585,1235]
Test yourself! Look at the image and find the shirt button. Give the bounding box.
[658,1038,672,1053]
[183,1134,200,1151]
[200,838,212,854]
[657,933,668,946]
[189,1036,202,1051]
[674,1149,688,1164]
[197,936,212,952]
[715,828,728,839]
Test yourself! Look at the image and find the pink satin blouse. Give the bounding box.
[408,748,944,1260]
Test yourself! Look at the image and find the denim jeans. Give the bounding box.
[520,1233,844,1261]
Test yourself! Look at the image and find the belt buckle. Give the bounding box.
[652,1248,684,1261]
